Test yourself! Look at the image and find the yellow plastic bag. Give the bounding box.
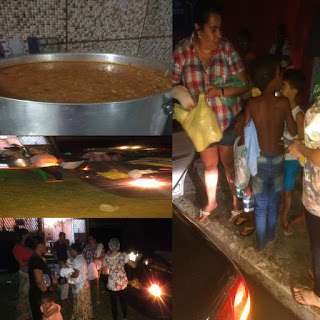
[174,93,223,152]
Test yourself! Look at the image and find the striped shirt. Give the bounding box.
[173,34,245,131]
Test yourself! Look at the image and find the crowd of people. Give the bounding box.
[173,0,320,310]
[12,229,141,320]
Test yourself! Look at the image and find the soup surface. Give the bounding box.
[0,61,171,103]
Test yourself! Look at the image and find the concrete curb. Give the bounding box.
[174,196,320,320]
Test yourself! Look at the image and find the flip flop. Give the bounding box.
[198,209,211,222]
[283,225,293,236]
[229,210,243,222]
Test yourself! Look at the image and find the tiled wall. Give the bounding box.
[0,0,172,63]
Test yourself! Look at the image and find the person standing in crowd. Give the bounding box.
[269,24,293,69]
[245,55,297,251]
[52,232,68,267]
[28,235,57,320]
[29,149,63,182]
[103,238,142,320]
[69,243,93,320]
[289,95,320,308]
[82,235,105,305]
[172,0,248,222]
[280,69,306,235]
[13,228,33,320]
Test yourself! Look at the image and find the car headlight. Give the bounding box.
[148,284,162,297]
[129,178,165,188]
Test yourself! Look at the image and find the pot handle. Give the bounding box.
[162,100,173,116]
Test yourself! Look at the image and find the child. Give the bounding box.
[245,55,297,251]
[280,69,306,235]
[234,108,256,236]
[40,289,63,320]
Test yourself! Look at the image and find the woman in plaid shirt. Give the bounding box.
[173,0,248,221]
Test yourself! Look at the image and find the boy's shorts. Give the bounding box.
[205,117,237,149]
[284,160,299,191]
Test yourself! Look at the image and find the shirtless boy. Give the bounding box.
[245,55,297,251]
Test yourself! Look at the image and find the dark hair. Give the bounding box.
[28,235,45,250]
[193,0,222,30]
[249,55,280,92]
[59,232,65,238]
[17,228,29,242]
[70,243,83,254]
[282,69,306,95]
[41,289,54,302]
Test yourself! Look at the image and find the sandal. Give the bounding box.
[241,226,255,236]
[198,209,211,222]
[229,210,243,222]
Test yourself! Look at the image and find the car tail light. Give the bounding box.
[216,274,250,320]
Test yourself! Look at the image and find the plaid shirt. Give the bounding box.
[82,244,105,264]
[173,34,245,131]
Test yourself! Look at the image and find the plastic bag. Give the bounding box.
[212,75,246,108]
[88,261,98,280]
[174,93,223,152]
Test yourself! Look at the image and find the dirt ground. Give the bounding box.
[1,170,171,218]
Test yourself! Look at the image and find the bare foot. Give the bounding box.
[292,287,320,308]
[202,202,217,213]
[198,203,217,222]
[283,224,293,235]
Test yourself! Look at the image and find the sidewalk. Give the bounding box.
[173,158,320,320]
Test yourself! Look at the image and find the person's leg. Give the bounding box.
[95,273,101,304]
[252,158,268,251]
[118,289,128,319]
[293,209,320,308]
[282,160,299,234]
[108,290,118,320]
[266,155,284,242]
[29,289,42,320]
[40,166,63,181]
[199,146,219,214]
[219,145,241,216]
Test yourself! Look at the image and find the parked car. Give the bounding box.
[173,205,251,320]
[125,250,172,319]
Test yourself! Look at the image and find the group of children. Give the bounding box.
[233,55,306,251]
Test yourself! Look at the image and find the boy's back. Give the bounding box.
[246,94,296,155]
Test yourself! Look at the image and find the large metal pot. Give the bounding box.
[0,53,172,135]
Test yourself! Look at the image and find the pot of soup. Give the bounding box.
[0,53,172,135]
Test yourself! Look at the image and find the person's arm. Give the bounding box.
[52,250,58,262]
[244,100,252,125]
[206,71,248,99]
[296,111,305,141]
[42,305,59,318]
[284,100,297,136]
[70,269,80,278]
[34,269,47,292]
[289,139,320,167]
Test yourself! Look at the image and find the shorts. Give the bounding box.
[284,159,299,191]
[206,117,237,149]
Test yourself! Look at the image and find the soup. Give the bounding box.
[0,61,172,103]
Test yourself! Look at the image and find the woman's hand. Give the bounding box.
[173,85,195,110]
[205,85,223,99]
[288,139,303,158]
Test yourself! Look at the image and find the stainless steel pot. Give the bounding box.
[0,53,172,135]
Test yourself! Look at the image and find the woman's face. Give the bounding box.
[22,232,29,242]
[39,242,46,255]
[195,13,222,50]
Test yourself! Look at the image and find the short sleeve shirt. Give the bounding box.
[302,98,320,216]
[172,34,245,131]
[13,244,33,273]
[52,241,68,262]
[28,254,52,293]
[104,252,129,291]
[82,244,105,264]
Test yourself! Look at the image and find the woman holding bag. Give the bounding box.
[173,0,248,221]
[82,235,105,305]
